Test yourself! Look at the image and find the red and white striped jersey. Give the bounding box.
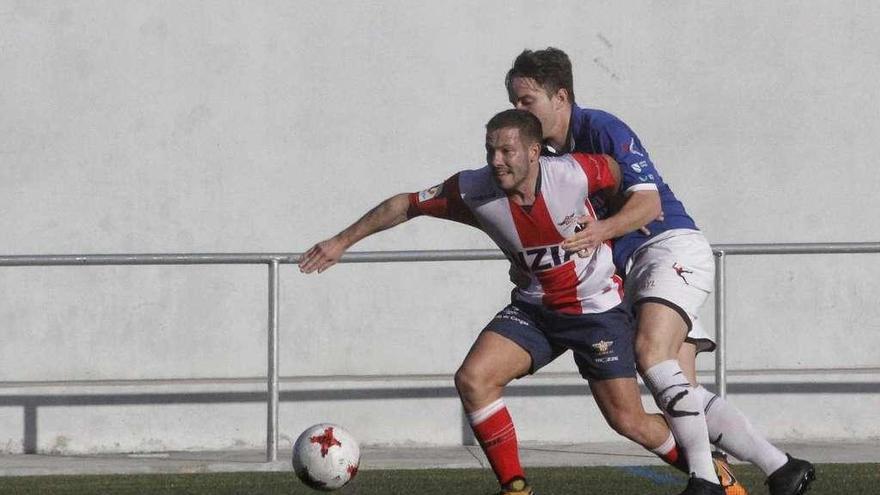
[408,153,623,315]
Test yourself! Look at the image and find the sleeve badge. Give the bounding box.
[418,184,443,202]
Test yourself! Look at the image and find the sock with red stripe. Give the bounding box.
[467,399,524,485]
[650,431,689,473]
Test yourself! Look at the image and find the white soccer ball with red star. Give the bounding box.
[292,423,360,491]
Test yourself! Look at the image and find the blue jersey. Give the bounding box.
[543,104,698,274]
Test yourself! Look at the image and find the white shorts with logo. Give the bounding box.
[624,229,716,353]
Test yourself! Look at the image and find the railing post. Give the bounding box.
[267,259,280,462]
[714,250,727,399]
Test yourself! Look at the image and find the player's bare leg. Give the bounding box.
[455,330,534,494]
[456,330,532,412]
[636,301,721,493]
[589,377,670,449]
[677,342,699,384]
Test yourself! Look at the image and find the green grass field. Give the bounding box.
[0,464,877,494]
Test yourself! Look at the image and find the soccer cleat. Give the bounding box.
[497,476,534,495]
[765,454,815,495]
[712,451,749,495]
[678,476,725,495]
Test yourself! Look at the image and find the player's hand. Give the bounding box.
[561,216,610,258]
[638,209,665,236]
[298,237,346,274]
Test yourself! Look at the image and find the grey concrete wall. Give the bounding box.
[1,1,878,454]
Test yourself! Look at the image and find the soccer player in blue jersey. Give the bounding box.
[504,48,815,495]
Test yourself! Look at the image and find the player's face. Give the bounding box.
[508,76,562,139]
[486,127,537,193]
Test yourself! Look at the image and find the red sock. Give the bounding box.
[469,401,523,485]
[651,432,689,473]
[659,444,689,473]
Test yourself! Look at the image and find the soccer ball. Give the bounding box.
[291,423,360,491]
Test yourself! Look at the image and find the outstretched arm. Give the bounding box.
[299,193,412,274]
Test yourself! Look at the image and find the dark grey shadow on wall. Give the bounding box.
[2,381,877,454]
[23,405,37,454]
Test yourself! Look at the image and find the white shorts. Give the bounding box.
[624,229,716,353]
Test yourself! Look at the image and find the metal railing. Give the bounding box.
[710,242,880,398]
[1,242,878,462]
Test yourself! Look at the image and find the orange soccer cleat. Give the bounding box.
[712,451,749,495]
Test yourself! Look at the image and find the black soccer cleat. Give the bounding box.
[766,454,816,495]
[679,476,725,495]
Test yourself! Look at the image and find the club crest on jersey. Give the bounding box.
[557,212,578,229]
[508,244,575,273]
[418,184,443,202]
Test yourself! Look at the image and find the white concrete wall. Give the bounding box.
[1,1,878,454]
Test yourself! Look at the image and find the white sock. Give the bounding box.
[694,386,788,475]
[649,431,677,457]
[643,360,718,484]
[467,398,506,425]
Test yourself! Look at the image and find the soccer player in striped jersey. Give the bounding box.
[301,109,677,495]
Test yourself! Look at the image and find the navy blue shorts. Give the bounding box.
[484,300,636,381]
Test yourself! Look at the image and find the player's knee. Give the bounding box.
[454,365,491,402]
[634,330,681,371]
[634,337,665,372]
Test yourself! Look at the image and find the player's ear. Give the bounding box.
[529,141,541,161]
[553,87,570,107]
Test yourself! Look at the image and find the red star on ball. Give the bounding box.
[310,427,342,457]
